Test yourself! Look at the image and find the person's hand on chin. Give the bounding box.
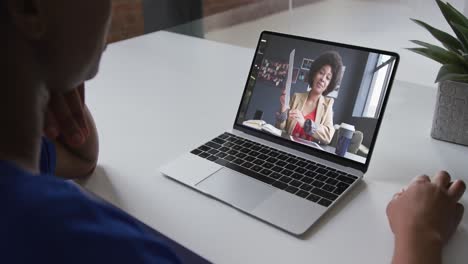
[44,83,90,147]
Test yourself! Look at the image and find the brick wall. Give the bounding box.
[106,0,319,42]
[202,0,287,32]
[108,0,144,43]
[203,0,258,16]
[202,0,319,32]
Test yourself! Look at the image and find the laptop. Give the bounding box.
[161,31,399,235]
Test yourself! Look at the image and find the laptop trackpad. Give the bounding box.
[196,167,276,211]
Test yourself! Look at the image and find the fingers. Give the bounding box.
[289,113,300,120]
[448,180,466,202]
[410,175,431,186]
[434,171,451,189]
[289,110,302,117]
[406,172,464,202]
[44,110,60,139]
[392,191,403,200]
[49,93,85,146]
[63,89,89,136]
[77,83,85,105]
[391,183,411,201]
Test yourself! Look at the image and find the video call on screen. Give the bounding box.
[237,32,397,164]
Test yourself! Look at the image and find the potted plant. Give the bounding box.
[410,0,468,146]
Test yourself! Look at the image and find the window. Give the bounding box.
[353,53,395,119]
[363,55,394,118]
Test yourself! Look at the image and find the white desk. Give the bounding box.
[83,31,468,264]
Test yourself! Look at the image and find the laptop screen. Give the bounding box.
[235,32,398,165]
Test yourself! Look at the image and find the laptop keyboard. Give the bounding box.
[190,133,358,207]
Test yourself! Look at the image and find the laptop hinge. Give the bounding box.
[230,128,364,178]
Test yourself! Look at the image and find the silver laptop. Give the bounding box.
[161,31,399,235]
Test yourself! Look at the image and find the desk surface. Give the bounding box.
[83,31,468,264]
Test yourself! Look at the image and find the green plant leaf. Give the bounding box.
[436,0,468,25]
[435,64,468,82]
[407,47,467,67]
[451,22,468,52]
[446,2,468,26]
[435,0,468,50]
[410,18,463,53]
[409,39,468,68]
[410,40,448,51]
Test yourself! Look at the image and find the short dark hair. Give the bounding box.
[0,0,6,21]
[308,51,344,96]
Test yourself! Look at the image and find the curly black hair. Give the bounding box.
[307,51,344,96]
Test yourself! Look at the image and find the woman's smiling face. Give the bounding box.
[311,65,333,95]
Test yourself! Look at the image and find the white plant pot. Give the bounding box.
[431,80,468,146]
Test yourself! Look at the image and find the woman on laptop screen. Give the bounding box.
[275,51,343,145]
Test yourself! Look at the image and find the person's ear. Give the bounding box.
[7,0,46,39]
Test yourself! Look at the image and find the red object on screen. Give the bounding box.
[292,109,317,141]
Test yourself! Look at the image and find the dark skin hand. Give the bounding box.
[288,109,306,128]
[44,83,99,179]
[388,171,466,264]
[45,84,88,145]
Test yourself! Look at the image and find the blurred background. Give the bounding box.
[109,0,334,42]
[109,0,468,41]
[108,0,468,87]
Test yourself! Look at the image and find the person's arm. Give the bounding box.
[387,172,466,264]
[392,229,442,264]
[275,92,294,130]
[275,110,288,130]
[275,90,288,130]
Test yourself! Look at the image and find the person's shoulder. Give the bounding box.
[1,169,180,263]
[0,162,66,208]
[5,170,116,228]
[1,168,93,226]
[0,167,91,261]
[322,96,334,105]
[292,92,308,102]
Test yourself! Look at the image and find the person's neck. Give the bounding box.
[1,36,49,174]
[307,91,321,104]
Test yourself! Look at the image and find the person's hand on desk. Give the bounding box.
[387,171,466,264]
[44,83,99,179]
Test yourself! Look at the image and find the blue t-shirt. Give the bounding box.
[0,138,180,263]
